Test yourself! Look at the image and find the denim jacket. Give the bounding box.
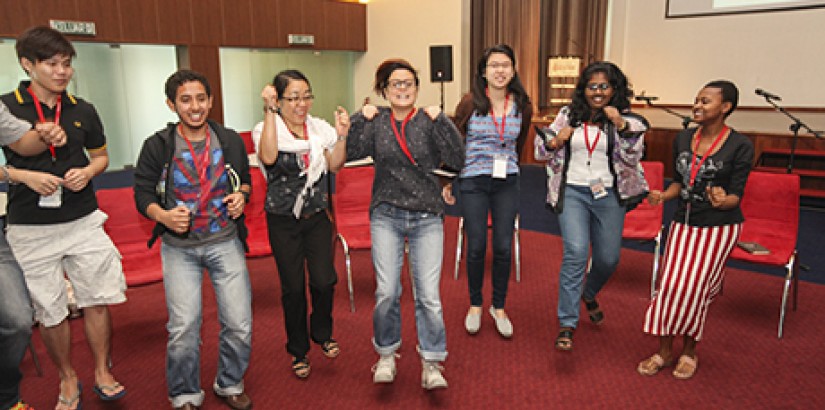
[534,106,649,213]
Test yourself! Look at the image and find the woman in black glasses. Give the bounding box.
[254,69,349,379]
[535,61,649,351]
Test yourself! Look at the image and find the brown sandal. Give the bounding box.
[555,328,574,351]
[672,355,698,380]
[637,353,673,376]
[321,339,340,359]
[292,357,310,379]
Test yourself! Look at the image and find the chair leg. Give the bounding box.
[792,251,799,312]
[514,215,521,283]
[454,217,464,280]
[650,228,663,299]
[29,340,43,377]
[338,235,355,313]
[778,253,797,339]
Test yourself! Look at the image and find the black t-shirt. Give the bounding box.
[671,127,753,227]
[1,81,105,224]
[264,151,330,217]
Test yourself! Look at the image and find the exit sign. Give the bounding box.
[49,20,97,36]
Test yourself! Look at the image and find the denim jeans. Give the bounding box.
[557,186,625,329]
[0,231,33,409]
[370,203,447,362]
[161,237,252,408]
[459,174,519,309]
[266,211,337,359]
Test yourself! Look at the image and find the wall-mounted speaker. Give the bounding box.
[429,45,453,83]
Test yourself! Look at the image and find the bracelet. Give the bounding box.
[337,135,346,143]
[265,106,278,114]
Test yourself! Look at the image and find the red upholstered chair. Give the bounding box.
[453,214,521,282]
[96,187,162,286]
[331,162,375,312]
[244,169,272,257]
[623,161,665,299]
[728,170,800,339]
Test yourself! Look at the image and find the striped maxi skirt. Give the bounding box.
[643,221,741,341]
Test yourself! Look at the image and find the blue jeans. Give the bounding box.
[557,186,625,329]
[370,203,447,362]
[459,174,519,309]
[161,237,252,408]
[0,231,33,409]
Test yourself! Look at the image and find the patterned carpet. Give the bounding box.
[18,217,825,409]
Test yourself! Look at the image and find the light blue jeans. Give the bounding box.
[370,203,447,362]
[557,186,625,329]
[161,237,252,408]
[0,231,33,409]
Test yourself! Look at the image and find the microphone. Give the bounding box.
[634,91,658,103]
[755,88,781,101]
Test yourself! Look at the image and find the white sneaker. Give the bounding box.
[372,354,398,383]
[489,306,513,338]
[421,360,448,390]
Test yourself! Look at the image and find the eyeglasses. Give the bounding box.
[388,80,416,90]
[281,95,315,104]
[486,62,512,70]
[586,83,612,91]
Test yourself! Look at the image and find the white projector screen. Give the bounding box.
[667,0,825,17]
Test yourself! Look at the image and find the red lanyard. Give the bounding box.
[176,124,212,198]
[582,122,601,165]
[390,109,416,164]
[27,87,61,161]
[487,88,510,146]
[298,122,310,169]
[688,126,728,188]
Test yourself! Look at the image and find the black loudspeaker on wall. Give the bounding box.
[429,45,453,83]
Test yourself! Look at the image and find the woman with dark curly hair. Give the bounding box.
[535,61,649,351]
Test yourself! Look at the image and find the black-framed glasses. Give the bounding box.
[586,83,612,91]
[388,80,416,90]
[281,95,315,104]
[486,62,512,70]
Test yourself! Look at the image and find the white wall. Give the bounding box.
[354,0,471,114]
[607,0,825,108]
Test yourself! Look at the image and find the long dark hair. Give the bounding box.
[471,44,531,115]
[567,61,633,127]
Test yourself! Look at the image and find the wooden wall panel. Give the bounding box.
[118,0,159,43]
[188,45,223,123]
[276,0,304,47]
[191,0,222,46]
[77,0,123,42]
[0,1,33,37]
[250,0,281,48]
[322,2,366,51]
[29,0,79,25]
[156,0,193,45]
[221,0,253,46]
[302,0,325,47]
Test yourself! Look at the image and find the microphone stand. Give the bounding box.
[760,96,823,173]
[639,97,692,129]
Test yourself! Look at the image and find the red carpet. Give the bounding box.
[18,217,825,409]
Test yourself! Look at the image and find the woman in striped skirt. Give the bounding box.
[638,80,753,380]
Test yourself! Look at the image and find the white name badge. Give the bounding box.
[588,177,608,200]
[38,185,62,208]
[492,154,508,179]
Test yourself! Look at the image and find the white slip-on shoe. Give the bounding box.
[421,360,448,390]
[464,308,482,334]
[489,306,513,338]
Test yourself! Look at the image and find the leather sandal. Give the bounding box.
[292,357,310,379]
[582,298,604,325]
[672,355,698,380]
[637,353,673,376]
[321,339,340,359]
[555,328,574,351]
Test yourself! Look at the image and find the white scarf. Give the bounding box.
[252,114,337,218]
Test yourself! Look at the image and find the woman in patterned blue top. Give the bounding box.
[452,44,532,338]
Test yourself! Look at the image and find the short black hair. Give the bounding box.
[272,69,311,97]
[703,80,739,117]
[373,59,419,98]
[15,26,76,69]
[165,69,211,101]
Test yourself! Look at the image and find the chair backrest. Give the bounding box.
[332,165,375,249]
[239,131,255,155]
[623,161,664,240]
[730,170,799,265]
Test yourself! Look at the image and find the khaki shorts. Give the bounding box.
[7,210,127,327]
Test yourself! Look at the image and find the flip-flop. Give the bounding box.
[672,355,698,380]
[93,382,126,401]
[57,382,82,410]
[637,353,673,376]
